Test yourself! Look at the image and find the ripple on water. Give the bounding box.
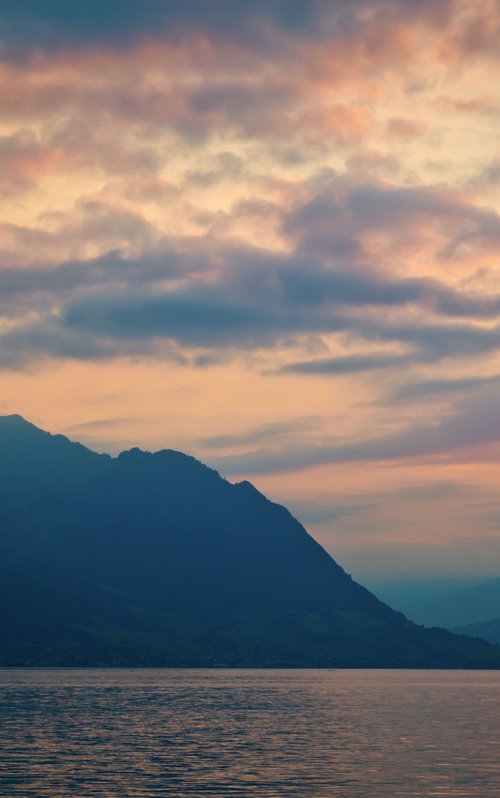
[0,668,499,798]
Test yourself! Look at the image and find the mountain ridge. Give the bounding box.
[1,414,499,668]
[372,576,500,629]
[453,618,500,645]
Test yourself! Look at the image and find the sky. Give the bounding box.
[1,0,500,582]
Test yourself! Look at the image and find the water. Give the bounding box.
[0,669,499,797]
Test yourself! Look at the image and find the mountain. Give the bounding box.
[453,618,500,645]
[1,414,499,668]
[370,577,500,629]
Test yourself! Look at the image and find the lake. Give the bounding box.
[0,669,499,797]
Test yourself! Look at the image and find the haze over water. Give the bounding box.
[1,669,499,797]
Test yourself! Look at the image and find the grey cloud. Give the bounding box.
[58,282,500,357]
[355,317,500,359]
[0,122,163,195]
[4,172,500,371]
[184,152,244,187]
[0,1,334,58]
[284,179,500,260]
[0,249,201,300]
[0,319,118,369]
[2,2,439,57]
[0,201,158,271]
[62,293,242,343]
[64,417,137,433]
[474,161,500,188]
[60,287,339,348]
[0,1,459,60]
[285,500,369,525]
[202,417,321,449]
[190,82,292,118]
[276,352,414,375]
[0,316,188,370]
[390,374,500,402]
[280,264,500,317]
[186,83,298,140]
[212,384,500,475]
[3,236,500,368]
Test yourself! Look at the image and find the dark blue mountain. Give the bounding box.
[1,414,499,667]
[453,618,500,645]
[371,576,500,629]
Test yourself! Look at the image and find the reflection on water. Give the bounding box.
[0,668,499,797]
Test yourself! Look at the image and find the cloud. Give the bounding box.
[340,535,500,581]
[433,96,498,115]
[385,117,426,139]
[184,152,245,187]
[284,177,500,262]
[285,479,497,534]
[62,289,287,346]
[0,2,456,55]
[2,224,500,369]
[0,129,56,193]
[0,250,191,300]
[280,261,500,317]
[286,499,369,526]
[276,352,414,375]
[0,122,163,198]
[0,317,188,370]
[0,49,373,156]
[0,1,337,60]
[389,373,500,402]
[2,0,500,584]
[1,2,499,210]
[64,417,137,433]
[354,317,500,360]
[211,382,500,475]
[202,417,322,449]
[0,200,161,270]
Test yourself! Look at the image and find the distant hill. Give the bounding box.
[367,577,500,629]
[453,618,500,645]
[371,577,500,630]
[1,414,499,668]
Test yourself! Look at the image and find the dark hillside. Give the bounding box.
[1,414,499,668]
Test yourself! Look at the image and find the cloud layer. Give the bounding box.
[2,0,500,578]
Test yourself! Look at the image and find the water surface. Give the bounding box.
[1,668,499,797]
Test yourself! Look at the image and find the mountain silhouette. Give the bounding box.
[371,576,500,629]
[453,618,500,645]
[1,414,499,667]
[415,577,500,629]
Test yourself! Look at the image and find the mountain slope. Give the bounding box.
[1,414,499,668]
[453,618,500,645]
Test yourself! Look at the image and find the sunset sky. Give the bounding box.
[1,1,500,581]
